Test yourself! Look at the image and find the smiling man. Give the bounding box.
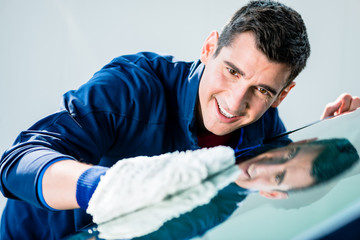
[1,1,359,239]
[198,31,294,136]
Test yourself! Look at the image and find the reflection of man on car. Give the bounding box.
[72,138,359,240]
[235,138,359,199]
[130,138,359,240]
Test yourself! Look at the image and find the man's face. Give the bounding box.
[198,31,293,135]
[235,144,320,195]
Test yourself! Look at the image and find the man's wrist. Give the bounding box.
[76,166,109,210]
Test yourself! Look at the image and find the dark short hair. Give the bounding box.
[308,138,359,185]
[287,138,359,193]
[214,0,311,85]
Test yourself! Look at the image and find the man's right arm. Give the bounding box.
[0,54,167,211]
[0,110,106,210]
[42,160,93,210]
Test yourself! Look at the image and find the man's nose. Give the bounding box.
[227,85,249,114]
[252,163,281,178]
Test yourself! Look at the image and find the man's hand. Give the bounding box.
[96,163,239,239]
[86,146,240,239]
[321,93,360,119]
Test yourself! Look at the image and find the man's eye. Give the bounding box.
[275,174,281,184]
[257,87,269,95]
[275,171,285,185]
[287,147,297,159]
[227,68,238,76]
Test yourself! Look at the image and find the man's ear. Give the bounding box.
[271,82,296,108]
[259,190,288,199]
[200,31,219,64]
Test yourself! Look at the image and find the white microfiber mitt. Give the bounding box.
[97,166,239,239]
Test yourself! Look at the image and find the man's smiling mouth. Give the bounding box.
[217,100,236,118]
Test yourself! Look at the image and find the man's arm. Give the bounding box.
[321,93,360,119]
[0,53,173,213]
[42,160,92,209]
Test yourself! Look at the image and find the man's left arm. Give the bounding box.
[321,93,360,119]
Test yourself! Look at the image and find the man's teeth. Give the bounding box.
[218,102,236,118]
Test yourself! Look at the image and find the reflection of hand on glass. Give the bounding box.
[235,138,359,199]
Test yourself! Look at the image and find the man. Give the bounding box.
[0,0,359,239]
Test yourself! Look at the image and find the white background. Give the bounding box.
[0,0,359,231]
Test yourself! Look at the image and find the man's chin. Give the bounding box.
[205,125,238,136]
[210,123,255,136]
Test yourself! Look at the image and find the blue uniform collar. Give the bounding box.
[234,117,265,158]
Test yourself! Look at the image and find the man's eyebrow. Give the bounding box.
[224,61,246,77]
[224,60,279,96]
[277,147,301,186]
[277,170,286,185]
[277,146,300,164]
